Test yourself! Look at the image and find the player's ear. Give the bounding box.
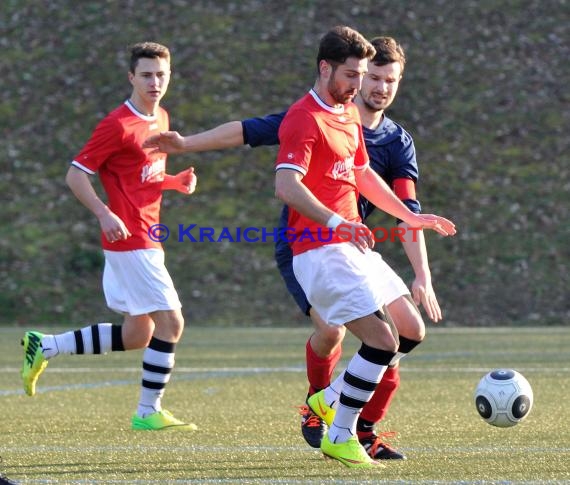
[319,60,330,77]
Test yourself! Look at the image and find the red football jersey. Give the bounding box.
[275,90,369,255]
[71,100,168,251]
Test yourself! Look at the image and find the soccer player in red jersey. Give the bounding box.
[274,26,455,468]
[20,42,198,431]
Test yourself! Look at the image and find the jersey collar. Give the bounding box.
[309,89,345,114]
[124,99,157,121]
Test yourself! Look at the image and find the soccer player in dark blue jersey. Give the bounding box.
[144,37,442,460]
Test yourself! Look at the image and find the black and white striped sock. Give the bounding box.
[137,337,176,418]
[328,343,396,443]
[41,324,124,359]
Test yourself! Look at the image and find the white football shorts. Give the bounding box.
[103,248,182,316]
[292,242,409,326]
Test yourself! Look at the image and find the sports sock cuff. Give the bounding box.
[398,336,421,354]
[111,324,125,351]
[148,336,176,353]
[358,343,396,366]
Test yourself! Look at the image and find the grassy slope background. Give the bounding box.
[1,0,568,326]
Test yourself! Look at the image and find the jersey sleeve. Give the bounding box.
[391,129,421,216]
[71,116,122,174]
[242,111,286,147]
[275,109,318,176]
[390,129,419,182]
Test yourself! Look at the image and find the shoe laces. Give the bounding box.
[365,431,398,456]
[297,405,322,428]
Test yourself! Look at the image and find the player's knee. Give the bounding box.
[396,315,426,342]
[313,322,345,348]
[405,315,426,342]
[362,332,398,353]
[387,296,426,342]
[122,316,154,349]
[168,314,185,341]
[406,325,426,343]
[123,330,152,350]
[369,311,399,352]
[408,310,427,341]
[310,308,345,342]
[382,336,399,354]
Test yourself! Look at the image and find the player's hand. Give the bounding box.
[411,214,456,237]
[181,167,197,194]
[411,275,442,322]
[336,221,375,253]
[98,212,131,243]
[164,167,197,194]
[143,131,186,155]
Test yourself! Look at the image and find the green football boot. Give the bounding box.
[131,409,198,431]
[307,389,335,426]
[321,434,384,469]
[21,331,48,396]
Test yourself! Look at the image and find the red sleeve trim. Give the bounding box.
[393,178,416,200]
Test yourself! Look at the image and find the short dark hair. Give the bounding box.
[128,42,170,73]
[370,37,406,75]
[317,26,376,70]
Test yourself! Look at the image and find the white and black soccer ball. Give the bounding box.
[474,369,533,428]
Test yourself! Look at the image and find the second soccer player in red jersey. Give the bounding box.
[21,42,198,431]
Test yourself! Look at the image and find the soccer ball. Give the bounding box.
[474,369,533,428]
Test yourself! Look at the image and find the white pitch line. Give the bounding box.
[2,366,569,397]
[2,366,570,374]
[0,366,305,374]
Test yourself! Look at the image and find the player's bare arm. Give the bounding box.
[65,166,131,243]
[143,121,244,155]
[275,169,374,253]
[398,221,442,322]
[162,167,197,194]
[356,166,456,236]
[391,178,442,320]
